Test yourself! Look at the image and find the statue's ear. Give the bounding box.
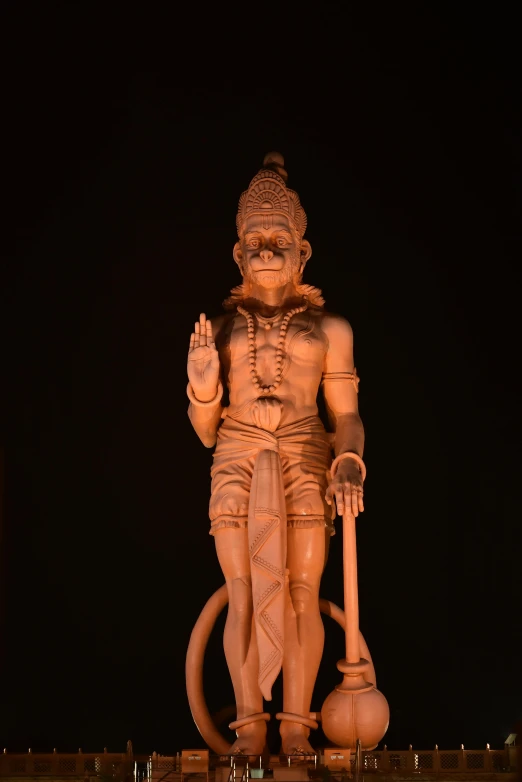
[233,242,243,271]
[299,239,312,272]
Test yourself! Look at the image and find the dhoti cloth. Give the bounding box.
[209,399,333,700]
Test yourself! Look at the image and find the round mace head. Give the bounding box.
[321,686,390,750]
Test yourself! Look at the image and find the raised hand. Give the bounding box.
[188,313,221,402]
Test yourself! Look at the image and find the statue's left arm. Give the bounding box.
[322,314,365,518]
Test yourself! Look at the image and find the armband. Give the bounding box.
[322,369,360,392]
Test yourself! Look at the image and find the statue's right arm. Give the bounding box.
[188,397,223,448]
[187,314,225,448]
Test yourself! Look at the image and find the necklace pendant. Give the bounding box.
[264,323,272,330]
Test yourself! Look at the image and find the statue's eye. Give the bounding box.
[248,238,260,249]
[276,237,287,247]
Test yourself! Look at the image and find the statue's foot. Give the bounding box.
[228,723,266,756]
[280,723,315,755]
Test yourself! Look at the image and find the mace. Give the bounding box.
[320,507,390,749]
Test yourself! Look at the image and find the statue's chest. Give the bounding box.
[229,314,326,369]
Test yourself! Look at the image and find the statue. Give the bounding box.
[186,153,386,755]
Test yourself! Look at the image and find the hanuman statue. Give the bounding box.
[187,153,365,755]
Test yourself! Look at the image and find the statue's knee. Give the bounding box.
[289,581,318,616]
[228,576,253,619]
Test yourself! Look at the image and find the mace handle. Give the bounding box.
[342,511,361,664]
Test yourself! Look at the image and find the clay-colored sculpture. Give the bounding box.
[186,153,388,754]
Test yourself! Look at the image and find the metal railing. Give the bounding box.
[0,750,133,779]
[0,746,516,779]
[355,747,512,774]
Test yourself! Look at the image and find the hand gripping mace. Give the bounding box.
[320,509,390,749]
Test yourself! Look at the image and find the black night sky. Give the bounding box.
[1,4,521,758]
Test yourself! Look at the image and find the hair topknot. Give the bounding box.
[262,151,288,182]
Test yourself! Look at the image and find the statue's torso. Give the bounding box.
[217,309,327,427]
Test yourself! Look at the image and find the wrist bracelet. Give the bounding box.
[330,451,366,482]
[187,381,223,408]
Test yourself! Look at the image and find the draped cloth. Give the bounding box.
[212,399,332,700]
[248,447,287,701]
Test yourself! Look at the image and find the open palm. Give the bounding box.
[188,313,220,401]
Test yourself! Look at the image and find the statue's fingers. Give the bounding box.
[358,492,365,513]
[194,322,201,348]
[189,333,196,353]
[199,313,207,346]
[351,486,359,517]
[206,319,213,343]
[335,488,344,516]
[325,485,333,506]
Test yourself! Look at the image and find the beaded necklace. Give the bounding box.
[237,300,308,394]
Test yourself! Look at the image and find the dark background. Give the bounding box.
[1,3,521,757]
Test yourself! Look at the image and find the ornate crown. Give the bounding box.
[236,152,308,237]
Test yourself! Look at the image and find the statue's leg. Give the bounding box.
[215,526,266,755]
[279,526,329,754]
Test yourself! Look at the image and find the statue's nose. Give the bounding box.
[259,249,273,262]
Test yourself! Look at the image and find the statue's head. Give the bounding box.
[226,153,320,305]
[224,153,324,309]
